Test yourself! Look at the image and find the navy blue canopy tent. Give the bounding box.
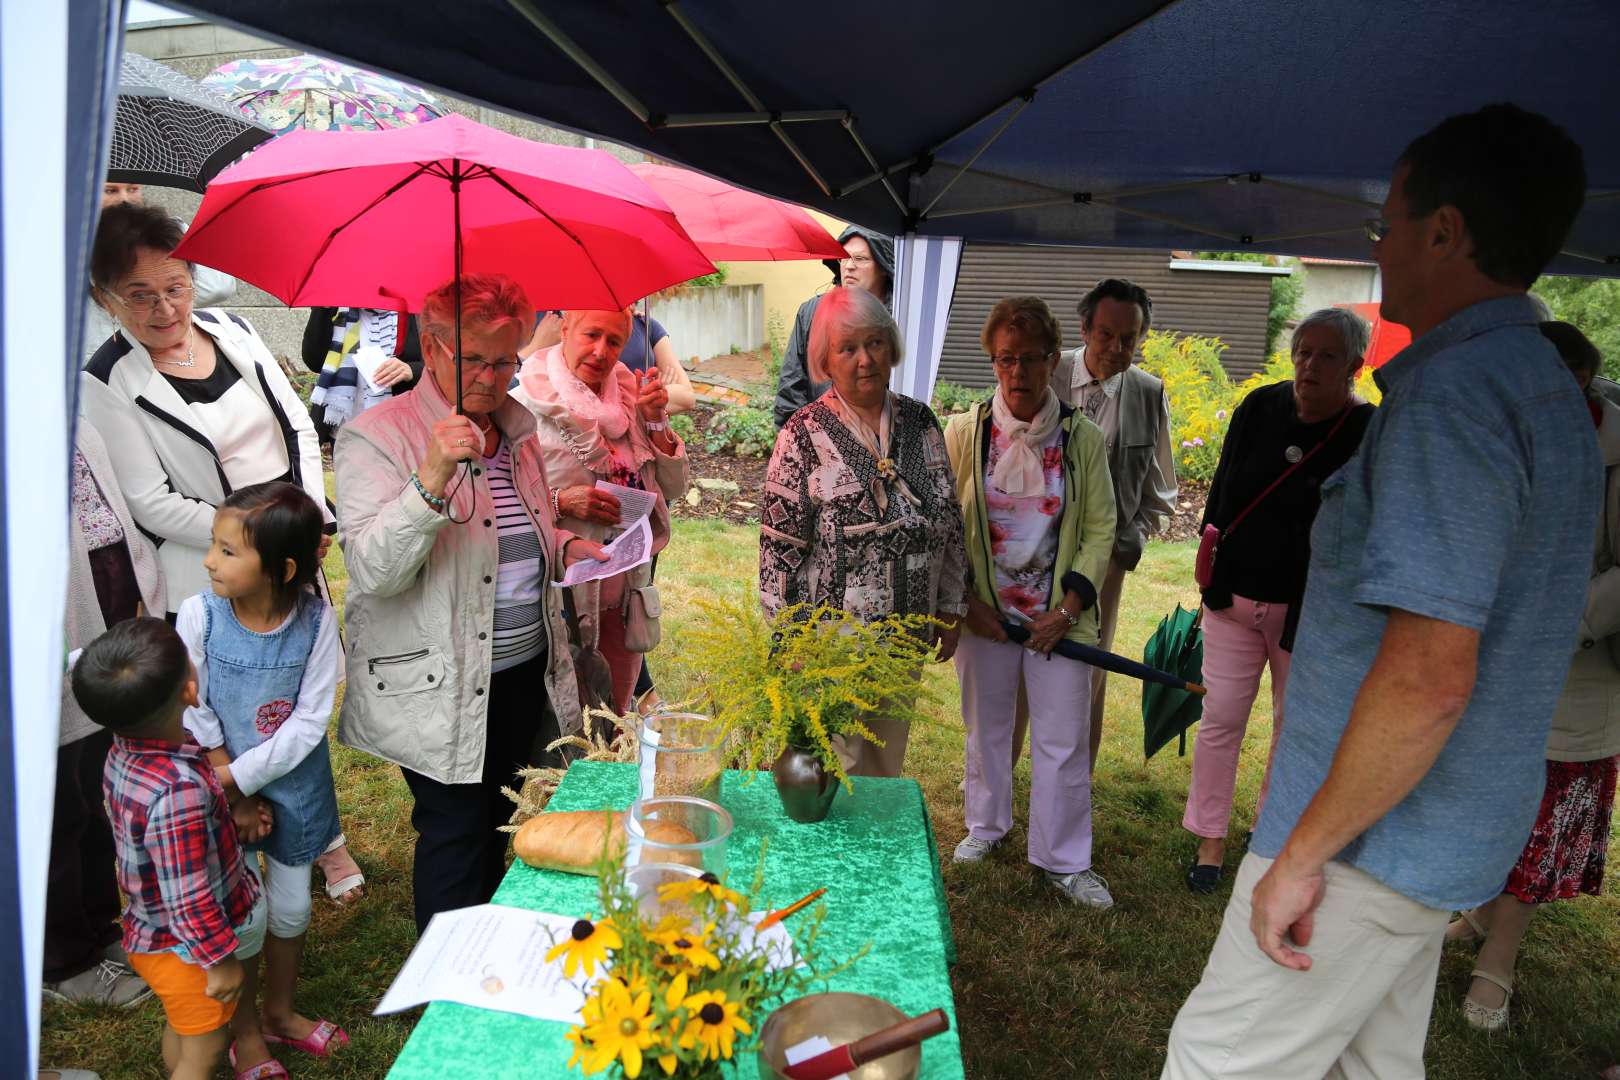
[167,0,1619,273]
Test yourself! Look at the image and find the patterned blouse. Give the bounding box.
[761,393,968,622]
[985,423,1064,620]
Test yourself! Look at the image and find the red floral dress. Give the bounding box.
[1503,756,1619,903]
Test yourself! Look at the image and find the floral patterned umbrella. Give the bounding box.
[203,54,444,134]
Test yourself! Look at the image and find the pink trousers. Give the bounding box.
[1182,597,1291,841]
[956,633,1094,874]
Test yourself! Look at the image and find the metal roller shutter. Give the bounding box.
[939,245,1277,389]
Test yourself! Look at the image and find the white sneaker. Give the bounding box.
[42,960,152,1007]
[1047,868,1115,909]
[953,835,997,863]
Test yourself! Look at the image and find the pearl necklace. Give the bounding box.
[154,329,196,369]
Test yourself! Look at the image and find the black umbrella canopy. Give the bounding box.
[112,52,274,193]
[168,0,1619,275]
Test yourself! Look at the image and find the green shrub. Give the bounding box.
[669,412,697,443]
[685,265,728,288]
[703,406,776,458]
[931,381,992,416]
[1139,330,1383,483]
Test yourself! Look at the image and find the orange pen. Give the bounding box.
[756,888,827,931]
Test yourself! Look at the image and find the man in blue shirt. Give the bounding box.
[1164,103,1599,1079]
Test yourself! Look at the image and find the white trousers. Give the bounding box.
[956,633,1093,874]
[1163,853,1449,1080]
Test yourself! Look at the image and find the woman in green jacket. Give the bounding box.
[944,296,1117,909]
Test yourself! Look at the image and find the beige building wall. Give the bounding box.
[717,210,846,350]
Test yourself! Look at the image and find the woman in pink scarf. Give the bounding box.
[513,309,689,712]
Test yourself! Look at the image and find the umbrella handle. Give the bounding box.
[1185,681,1207,697]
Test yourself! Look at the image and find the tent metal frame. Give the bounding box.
[507,0,1614,264]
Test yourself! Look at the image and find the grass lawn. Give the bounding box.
[42,521,1620,1078]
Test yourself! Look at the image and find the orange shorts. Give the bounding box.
[126,950,238,1035]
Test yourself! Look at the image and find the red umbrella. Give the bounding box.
[626,162,847,263]
[1341,302,1412,368]
[174,114,715,314]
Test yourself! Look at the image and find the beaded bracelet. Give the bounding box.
[550,487,562,519]
[411,471,447,513]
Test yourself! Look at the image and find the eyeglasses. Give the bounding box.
[462,358,519,379]
[840,254,873,267]
[991,352,1054,372]
[1364,217,1391,244]
[109,284,194,313]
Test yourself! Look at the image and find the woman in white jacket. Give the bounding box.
[79,203,329,610]
[77,202,371,904]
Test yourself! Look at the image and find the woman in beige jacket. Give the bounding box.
[512,308,689,714]
[334,275,603,933]
[1444,322,1620,1031]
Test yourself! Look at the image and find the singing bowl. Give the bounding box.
[757,992,922,1080]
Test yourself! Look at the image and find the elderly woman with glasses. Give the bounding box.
[760,286,968,777]
[1181,307,1376,894]
[334,274,604,933]
[513,308,689,714]
[78,203,380,905]
[80,202,330,616]
[943,296,1118,909]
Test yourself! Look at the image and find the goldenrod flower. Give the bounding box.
[679,989,753,1061]
[546,916,622,979]
[584,979,657,1078]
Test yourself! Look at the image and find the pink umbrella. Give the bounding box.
[627,162,847,263]
[174,114,715,314]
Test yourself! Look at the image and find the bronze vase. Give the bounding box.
[771,746,840,823]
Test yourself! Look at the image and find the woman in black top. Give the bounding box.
[1183,308,1376,893]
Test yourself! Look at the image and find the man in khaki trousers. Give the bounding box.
[1162,103,1597,1079]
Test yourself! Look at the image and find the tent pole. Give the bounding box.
[837,118,910,216]
[838,0,1190,200]
[662,1,834,197]
[504,0,652,124]
[919,94,1034,219]
[658,109,850,128]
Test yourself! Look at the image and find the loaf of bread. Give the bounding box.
[512,809,702,874]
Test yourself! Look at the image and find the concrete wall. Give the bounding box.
[651,285,764,363]
[715,209,846,352]
[1297,261,1379,319]
[122,19,646,363]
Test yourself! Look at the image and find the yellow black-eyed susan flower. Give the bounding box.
[679,989,752,1061]
[545,916,622,979]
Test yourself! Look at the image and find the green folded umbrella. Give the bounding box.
[1142,605,1206,759]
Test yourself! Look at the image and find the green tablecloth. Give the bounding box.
[388,761,963,1079]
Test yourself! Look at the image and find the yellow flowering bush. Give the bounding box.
[556,856,856,1079]
[677,601,942,790]
[1139,331,1383,483]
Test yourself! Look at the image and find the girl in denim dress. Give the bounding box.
[179,482,348,1074]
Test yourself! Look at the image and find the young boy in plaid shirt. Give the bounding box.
[73,617,268,1080]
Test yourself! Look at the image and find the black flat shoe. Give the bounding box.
[1185,861,1223,894]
